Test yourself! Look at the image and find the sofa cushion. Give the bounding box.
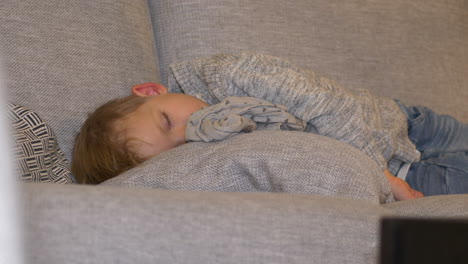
[21,182,393,264]
[149,0,468,123]
[103,130,394,204]
[382,194,468,217]
[1,0,161,160]
[8,103,73,183]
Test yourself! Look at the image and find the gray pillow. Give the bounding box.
[103,130,394,204]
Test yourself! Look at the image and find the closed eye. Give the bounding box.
[162,112,171,130]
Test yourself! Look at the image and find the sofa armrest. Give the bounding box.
[382,194,468,218]
[21,182,391,264]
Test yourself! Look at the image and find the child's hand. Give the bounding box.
[384,169,424,201]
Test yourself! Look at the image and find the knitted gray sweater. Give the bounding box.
[168,52,420,173]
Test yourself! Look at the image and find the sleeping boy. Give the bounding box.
[71,52,468,201]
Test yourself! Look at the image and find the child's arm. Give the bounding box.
[170,52,420,171]
[384,169,424,201]
[189,53,388,170]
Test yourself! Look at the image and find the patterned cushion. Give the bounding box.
[8,103,73,183]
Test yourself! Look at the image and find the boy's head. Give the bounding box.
[71,83,208,184]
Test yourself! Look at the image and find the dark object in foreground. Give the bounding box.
[380,218,468,264]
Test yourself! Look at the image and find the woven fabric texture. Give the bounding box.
[21,182,392,264]
[382,194,468,217]
[1,0,160,160]
[149,0,467,123]
[104,130,394,204]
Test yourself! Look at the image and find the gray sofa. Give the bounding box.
[1,0,468,263]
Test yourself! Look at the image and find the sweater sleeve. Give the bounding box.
[213,53,388,170]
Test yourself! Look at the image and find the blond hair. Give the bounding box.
[71,95,150,184]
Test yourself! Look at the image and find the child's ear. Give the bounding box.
[132,83,168,97]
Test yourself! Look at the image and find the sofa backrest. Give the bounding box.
[148,0,468,123]
[1,0,467,162]
[1,0,160,160]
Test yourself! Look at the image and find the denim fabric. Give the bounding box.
[398,103,468,196]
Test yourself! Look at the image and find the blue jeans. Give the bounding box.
[398,103,468,196]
